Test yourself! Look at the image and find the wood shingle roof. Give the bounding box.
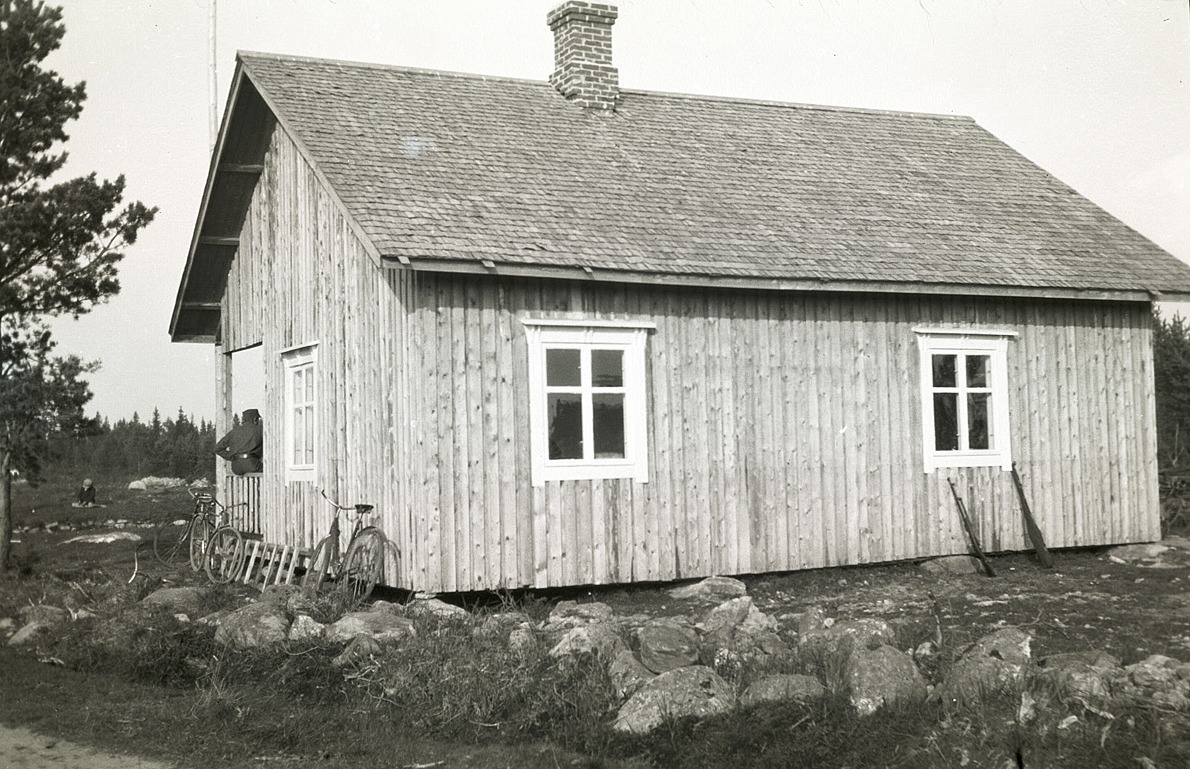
[171,51,1190,341]
[240,52,1190,296]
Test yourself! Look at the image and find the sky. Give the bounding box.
[41,0,1190,423]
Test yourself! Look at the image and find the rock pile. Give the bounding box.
[6,573,1190,736]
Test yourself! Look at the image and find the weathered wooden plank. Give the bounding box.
[651,296,674,581]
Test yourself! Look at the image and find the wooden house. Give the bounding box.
[170,2,1190,593]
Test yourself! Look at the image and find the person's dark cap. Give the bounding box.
[242,409,261,422]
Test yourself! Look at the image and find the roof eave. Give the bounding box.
[386,255,1167,303]
[169,62,254,343]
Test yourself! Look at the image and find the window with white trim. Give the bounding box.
[282,344,317,482]
[524,321,651,486]
[915,330,1014,473]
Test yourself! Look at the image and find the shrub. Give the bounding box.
[47,605,220,686]
[347,615,620,754]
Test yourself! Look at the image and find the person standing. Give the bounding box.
[214,409,264,475]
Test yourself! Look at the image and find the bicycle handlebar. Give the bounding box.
[317,487,374,516]
[188,487,221,507]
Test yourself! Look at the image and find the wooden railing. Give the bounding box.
[221,473,262,534]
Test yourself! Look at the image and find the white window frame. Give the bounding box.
[523,320,652,486]
[915,329,1015,473]
[281,343,318,483]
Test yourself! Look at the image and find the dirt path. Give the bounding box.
[0,724,171,769]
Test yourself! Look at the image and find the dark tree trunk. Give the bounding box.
[0,449,12,573]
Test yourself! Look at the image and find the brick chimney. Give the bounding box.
[547,2,619,111]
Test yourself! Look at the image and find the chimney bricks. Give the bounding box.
[548,2,619,111]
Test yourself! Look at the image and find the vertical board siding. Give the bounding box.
[403,274,1158,592]
[219,127,409,582]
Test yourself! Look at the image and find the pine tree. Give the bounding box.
[0,1,156,571]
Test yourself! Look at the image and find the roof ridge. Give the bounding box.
[619,87,973,121]
[235,50,975,123]
[236,50,551,89]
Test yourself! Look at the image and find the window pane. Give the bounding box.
[591,349,623,387]
[304,407,315,462]
[547,393,583,459]
[293,408,303,465]
[592,393,625,458]
[967,355,990,388]
[546,348,581,387]
[933,393,958,451]
[968,393,990,450]
[932,355,956,388]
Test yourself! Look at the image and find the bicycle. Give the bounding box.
[153,488,226,570]
[302,488,392,602]
[204,523,248,584]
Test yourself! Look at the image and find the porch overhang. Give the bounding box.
[170,66,275,343]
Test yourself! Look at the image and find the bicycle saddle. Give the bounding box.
[355,504,374,515]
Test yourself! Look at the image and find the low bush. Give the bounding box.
[47,604,220,686]
[347,615,620,755]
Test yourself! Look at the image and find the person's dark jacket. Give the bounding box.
[215,421,263,475]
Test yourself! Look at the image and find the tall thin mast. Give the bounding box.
[208,0,217,152]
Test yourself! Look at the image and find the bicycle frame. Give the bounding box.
[319,492,373,568]
[303,488,384,601]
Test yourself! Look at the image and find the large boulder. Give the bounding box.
[325,612,416,645]
[63,532,143,544]
[1108,543,1172,567]
[668,576,747,601]
[1035,651,1122,704]
[798,618,895,659]
[548,623,625,660]
[919,556,983,576]
[700,597,773,635]
[741,674,826,707]
[407,597,470,621]
[613,666,735,734]
[131,476,186,490]
[847,645,927,715]
[215,602,291,650]
[288,614,326,642]
[637,620,700,674]
[142,587,207,618]
[7,622,53,647]
[608,649,657,699]
[260,584,304,608]
[546,600,614,629]
[18,605,69,627]
[935,628,1031,706]
[8,605,71,647]
[700,597,788,671]
[1118,655,1190,710]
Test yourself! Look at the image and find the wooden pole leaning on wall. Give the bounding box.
[947,478,996,578]
[1011,462,1054,569]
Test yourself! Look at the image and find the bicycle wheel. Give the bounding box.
[342,527,386,602]
[205,526,245,584]
[302,536,334,597]
[153,517,192,565]
[189,515,215,571]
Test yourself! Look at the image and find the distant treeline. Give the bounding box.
[47,408,217,482]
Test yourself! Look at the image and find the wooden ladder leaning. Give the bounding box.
[236,538,309,590]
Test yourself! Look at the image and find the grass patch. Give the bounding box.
[346,614,621,754]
